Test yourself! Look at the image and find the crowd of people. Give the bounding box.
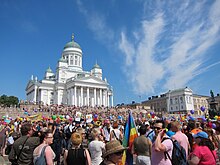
[0,105,219,165]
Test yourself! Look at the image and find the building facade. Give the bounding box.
[142,87,208,115]
[26,34,113,107]
[193,94,209,116]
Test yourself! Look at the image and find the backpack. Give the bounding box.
[33,146,47,165]
[162,137,188,165]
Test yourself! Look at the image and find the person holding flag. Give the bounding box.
[120,111,138,165]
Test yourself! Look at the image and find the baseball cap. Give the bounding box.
[193,131,208,139]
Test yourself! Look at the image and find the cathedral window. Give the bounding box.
[75,56,78,65]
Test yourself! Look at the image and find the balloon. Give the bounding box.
[201,116,206,122]
[118,115,122,120]
[94,114,98,118]
[150,112,154,115]
[200,106,205,112]
[212,123,216,129]
[190,110,194,114]
[66,115,70,120]
[2,116,5,119]
[52,115,57,120]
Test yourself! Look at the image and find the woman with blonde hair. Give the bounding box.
[33,129,55,165]
[88,128,105,165]
[64,132,91,165]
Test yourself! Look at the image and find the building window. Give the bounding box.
[75,56,78,65]
[171,107,173,111]
[181,105,184,109]
[180,97,183,103]
[170,99,173,105]
[175,98,178,104]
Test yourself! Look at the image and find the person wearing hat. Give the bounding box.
[188,131,216,165]
[100,140,127,165]
[63,132,91,165]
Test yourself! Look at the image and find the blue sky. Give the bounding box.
[0,0,220,105]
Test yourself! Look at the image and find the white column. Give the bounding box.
[81,87,83,106]
[70,88,73,105]
[100,89,102,106]
[94,88,97,107]
[107,93,110,107]
[74,86,77,106]
[47,90,50,105]
[111,95,114,107]
[87,87,90,106]
[34,86,37,103]
[106,91,108,107]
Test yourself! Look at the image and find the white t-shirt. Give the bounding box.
[88,140,105,165]
[111,129,121,140]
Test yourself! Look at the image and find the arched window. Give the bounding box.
[75,56,78,65]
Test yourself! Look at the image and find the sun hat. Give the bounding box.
[102,140,127,158]
[193,131,208,139]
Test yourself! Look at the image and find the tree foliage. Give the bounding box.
[0,94,19,107]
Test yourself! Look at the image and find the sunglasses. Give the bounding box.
[46,136,53,139]
[154,127,162,130]
[114,151,123,156]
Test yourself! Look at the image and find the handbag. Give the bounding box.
[11,137,29,165]
[33,145,47,165]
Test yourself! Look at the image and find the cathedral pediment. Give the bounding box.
[75,76,107,85]
[25,80,35,91]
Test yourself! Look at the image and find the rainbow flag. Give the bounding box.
[121,111,138,165]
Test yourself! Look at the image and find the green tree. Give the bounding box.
[0,95,19,107]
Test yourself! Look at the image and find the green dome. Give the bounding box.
[64,41,81,49]
[46,67,52,73]
[64,34,81,49]
[93,63,100,69]
[59,57,67,63]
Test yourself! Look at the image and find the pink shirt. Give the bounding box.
[172,131,189,156]
[151,137,173,165]
[192,146,216,165]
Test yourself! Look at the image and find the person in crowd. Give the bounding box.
[0,124,10,156]
[171,121,190,156]
[9,123,40,165]
[76,127,88,148]
[215,126,220,165]
[145,121,155,143]
[188,131,216,165]
[151,120,173,165]
[63,132,91,165]
[51,124,63,165]
[110,121,123,142]
[100,140,127,165]
[88,128,105,165]
[33,129,56,165]
[102,119,112,143]
[132,124,152,165]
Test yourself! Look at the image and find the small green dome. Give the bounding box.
[46,67,52,73]
[93,63,100,69]
[64,34,81,49]
[59,57,67,63]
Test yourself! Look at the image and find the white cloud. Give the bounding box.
[76,0,220,96]
[76,0,114,43]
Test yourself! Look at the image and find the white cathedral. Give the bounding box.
[26,34,113,107]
